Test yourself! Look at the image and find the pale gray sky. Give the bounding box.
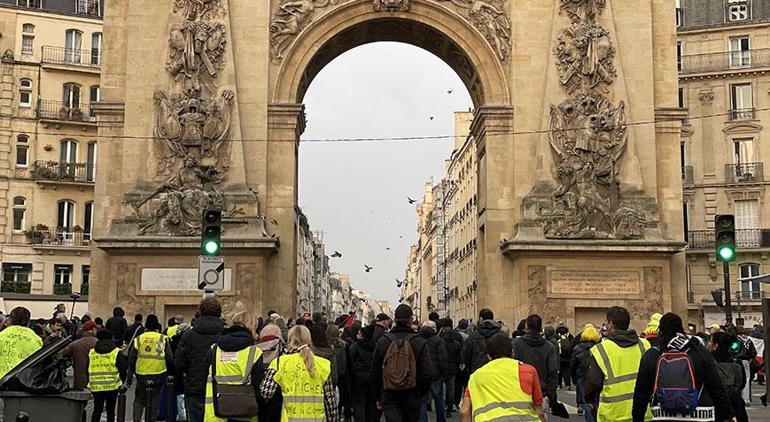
[299,42,473,305]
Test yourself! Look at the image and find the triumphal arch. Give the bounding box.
[90,0,687,328]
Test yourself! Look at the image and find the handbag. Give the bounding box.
[211,345,260,418]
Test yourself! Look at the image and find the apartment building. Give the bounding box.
[0,0,102,316]
[678,0,770,327]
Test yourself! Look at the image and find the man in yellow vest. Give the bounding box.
[460,333,546,422]
[0,307,42,379]
[89,328,128,422]
[584,306,651,422]
[127,314,173,422]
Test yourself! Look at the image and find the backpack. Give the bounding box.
[557,334,572,360]
[715,361,743,399]
[382,333,417,391]
[653,348,701,415]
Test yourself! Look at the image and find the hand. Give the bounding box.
[376,401,383,410]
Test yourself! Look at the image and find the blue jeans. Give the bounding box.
[419,380,446,422]
[576,377,595,422]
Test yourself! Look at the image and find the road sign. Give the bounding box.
[198,255,225,291]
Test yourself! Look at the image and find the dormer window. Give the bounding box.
[727,0,750,22]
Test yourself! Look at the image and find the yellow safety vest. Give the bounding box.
[590,338,652,422]
[204,345,263,422]
[468,358,540,422]
[167,325,179,338]
[88,348,122,392]
[0,325,43,379]
[270,353,331,422]
[133,331,167,376]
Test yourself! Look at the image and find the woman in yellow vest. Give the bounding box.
[0,307,42,379]
[260,324,339,422]
[204,311,265,422]
[460,333,546,422]
[89,328,128,422]
[127,314,173,422]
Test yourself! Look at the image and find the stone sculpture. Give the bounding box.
[269,0,341,60]
[167,21,227,94]
[373,0,410,12]
[173,0,223,21]
[538,0,645,239]
[435,0,511,61]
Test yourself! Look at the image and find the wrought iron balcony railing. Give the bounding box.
[37,100,96,124]
[41,46,100,68]
[31,160,95,183]
[679,48,770,74]
[725,162,763,183]
[730,108,756,121]
[688,228,770,249]
[24,228,91,247]
[682,166,694,185]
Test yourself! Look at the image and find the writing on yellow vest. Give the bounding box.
[0,325,43,379]
[468,358,540,422]
[204,345,263,422]
[88,348,122,392]
[270,353,331,422]
[590,338,652,422]
[133,331,167,376]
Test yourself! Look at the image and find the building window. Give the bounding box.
[19,78,32,107]
[13,196,26,231]
[64,29,82,64]
[734,199,759,229]
[21,23,34,54]
[739,263,761,299]
[54,264,73,285]
[60,139,78,164]
[16,135,28,167]
[678,87,685,108]
[16,0,41,8]
[676,0,683,26]
[727,0,750,22]
[86,141,96,181]
[84,202,93,239]
[730,83,753,120]
[57,200,75,230]
[730,36,751,68]
[2,263,31,284]
[732,138,754,165]
[676,42,683,72]
[81,265,90,293]
[89,85,99,118]
[91,33,101,65]
[62,83,81,109]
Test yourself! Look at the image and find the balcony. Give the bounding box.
[0,281,31,294]
[54,282,72,296]
[688,228,770,249]
[682,166,694,185]
[31,161,95,184]
[679,48,770,75]
[38,100,96,124]
[24,228,91,248]
[725,162,763,183]
[41,46,100,69]
[729,108,756,121]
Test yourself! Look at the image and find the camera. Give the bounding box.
[70,292,81,300]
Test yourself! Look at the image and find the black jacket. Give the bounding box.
[373,324,387,344]
[124,322,144,344]
[419,326,448,380]
[713,355,748,422]
[173,315,224,398]
[93,338,128,383]
[350,336,375,384]
[105,317,128,347]
[513,333,559,401]
[569,340,596,383]
[440,328,462,378]
[371,325,436,401]
[585,330,641,405]
[461,320,501,374]
[207,325,265,399]
[632,334,735,422]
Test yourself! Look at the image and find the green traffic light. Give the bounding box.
[718,246,735,262]
[204,240,220,255]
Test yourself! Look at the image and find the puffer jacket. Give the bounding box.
[173,315,223,398]
[420,325,448,380]
[461,320,501,374]
[439,327,462,378]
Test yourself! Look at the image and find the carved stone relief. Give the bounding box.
[269,0,343,60]
[173,0,224,21]
[537,0,646,239]
[435,0,511,61]
[373,0,410,12]
[167,21,227,94]
[698,89,714,105]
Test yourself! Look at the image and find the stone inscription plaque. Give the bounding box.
[141,268,232,291]
[549,270,641,296]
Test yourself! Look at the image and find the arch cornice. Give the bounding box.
[270,0,511,107]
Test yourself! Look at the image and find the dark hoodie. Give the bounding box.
[440,327,462,378]
[461,320,501,374]
[584,329,644,406]
[513,332,559,401]
[93,338,129,383]
[350,328,375,384]
[174,315,224,398]
[207,325,265,397]
[419,325,448,380]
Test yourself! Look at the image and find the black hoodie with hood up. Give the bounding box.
[461,320,501,374]
[419,325,448,380]
[513,332,559,401]
[174,315,224,398]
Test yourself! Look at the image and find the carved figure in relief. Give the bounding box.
[373,0,410,12]
[554,23,615,94]
[435,0,511,61]
[167,21,227,93]
[173,0,222,21]
[269,0,339,60]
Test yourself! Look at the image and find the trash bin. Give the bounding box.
[0,390,91,421]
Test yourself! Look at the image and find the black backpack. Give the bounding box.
[715,361,743,398]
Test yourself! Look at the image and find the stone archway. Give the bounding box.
[263,0,516,315]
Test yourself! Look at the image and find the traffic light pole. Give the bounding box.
[724,261,733,327]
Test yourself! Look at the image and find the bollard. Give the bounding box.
[15,412,29,422]
[145,380,156,422]
[117,385,128,422]
[165,377,175,422]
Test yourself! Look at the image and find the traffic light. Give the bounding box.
[711,289,724,308]
[201,209,221,256]
[715,215,736,262]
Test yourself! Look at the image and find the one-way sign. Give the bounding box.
[198,255,225,290]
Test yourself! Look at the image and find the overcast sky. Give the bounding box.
[299,42,473,305]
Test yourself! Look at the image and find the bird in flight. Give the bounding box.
[331,251,342,258]
[447,90,453,94]
[407,197,417,204]
[386,247,391,251]
[364,265,373,273]
[396,279,402,287]
[429,116,435,120]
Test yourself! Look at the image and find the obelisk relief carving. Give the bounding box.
[131,0,238,236]
[536,0,646,240]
